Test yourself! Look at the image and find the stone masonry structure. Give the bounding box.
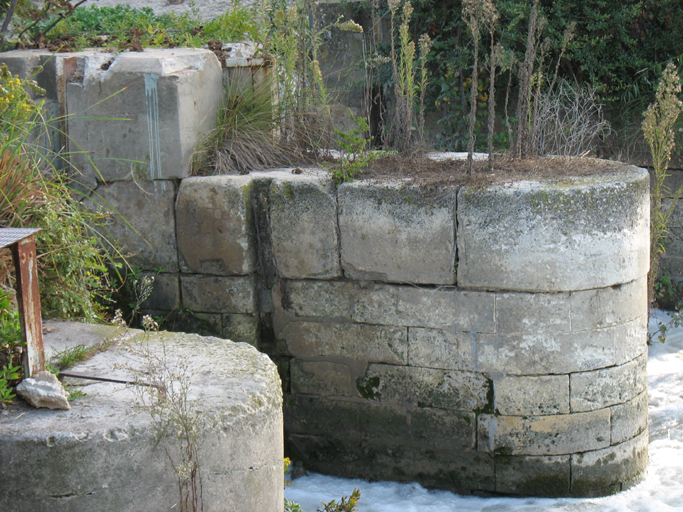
[0,48,650,498]
[104,165,650,498]
[0,323,284,512]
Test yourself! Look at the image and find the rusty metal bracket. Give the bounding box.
[58,370,160,389]
[1,228,45,379]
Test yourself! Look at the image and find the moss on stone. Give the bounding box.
[356,376,380,400]
[516,472,570,497]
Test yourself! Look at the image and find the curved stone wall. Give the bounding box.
[80,163,647,498]
[271,164,649,498]
[0,326,284,512]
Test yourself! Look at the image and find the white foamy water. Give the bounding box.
[285,309,683,511]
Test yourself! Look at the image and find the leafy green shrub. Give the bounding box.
[317,488,361,512]
[655,270,683,312]
[0,63,114,320]
[409,0,683,153]
[331,110,381,183]
[3,1,263,51]
[643,62,683,310]
[0,63,121,401]
[0,362,21,404]
[284,499,304,512]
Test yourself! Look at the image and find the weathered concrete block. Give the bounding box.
[140,272,180,311]
[285,397,490,493]
[407,328,476,371]
[279,280,354,321]
[0,49,65,99]
[495,455,570,496]
[67,49,223,182]
[338,181,456,284]
[494,375,570,416]
[476,314,647,375]
[176,175,256,276]
[84,180,178,271]
[269,175,341,279]
[280,280,495,331]
[410,408,477,451]
[181,275,257,314]
[290,360,356,397]
[405,451,496,494]
[570,277,647,331]
[185,312,222,336]
[1,327,284,512]
[611,391,648,445]
[285,395,410,441]
[457,165,650,291]
[352,283,495,332]
[222,313,260,347]
[279,321,408,364]
[570,431,648,497]
[478,409,610,456]
[570,354,647,412]
[357,364,490,410]
[495,292,570,334]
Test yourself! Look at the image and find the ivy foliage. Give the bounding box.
[406,0,683,149]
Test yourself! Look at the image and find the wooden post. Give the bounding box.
[4,230,45,377]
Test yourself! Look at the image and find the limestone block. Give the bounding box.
[494,375,570,416]
[357,364,490,410]
[570,354,647,412]
[285,395,410,441]
[570,431,648,497]
[290,360,356,397]
[570,277,647,331]
[338,181,456,284]
[611,391,648,445]
[279,280,355,320]
[457,164,650,291]
[181,275,257,314]
[478,409,610,456]
[410,408,477,451]
[495,292,570,334]
[67,49,223,182]
[176,176,256,276]
[352,283,495,332]
[401,450,496,494]
[269,175,341,279]
[285,398,489,493]
[279,321,408,364]
[476,314,647,375]
[84,180,178,271]
[15,371,70,410]
[495,455,570,496]
[407,328,476,371]
[222,314,260,347]
[140,272,180,311]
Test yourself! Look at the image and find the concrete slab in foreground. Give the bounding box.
[0,321,284,512]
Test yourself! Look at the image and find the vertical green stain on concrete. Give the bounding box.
[144,73,162,180]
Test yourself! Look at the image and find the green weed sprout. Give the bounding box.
[332,110,379,183]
